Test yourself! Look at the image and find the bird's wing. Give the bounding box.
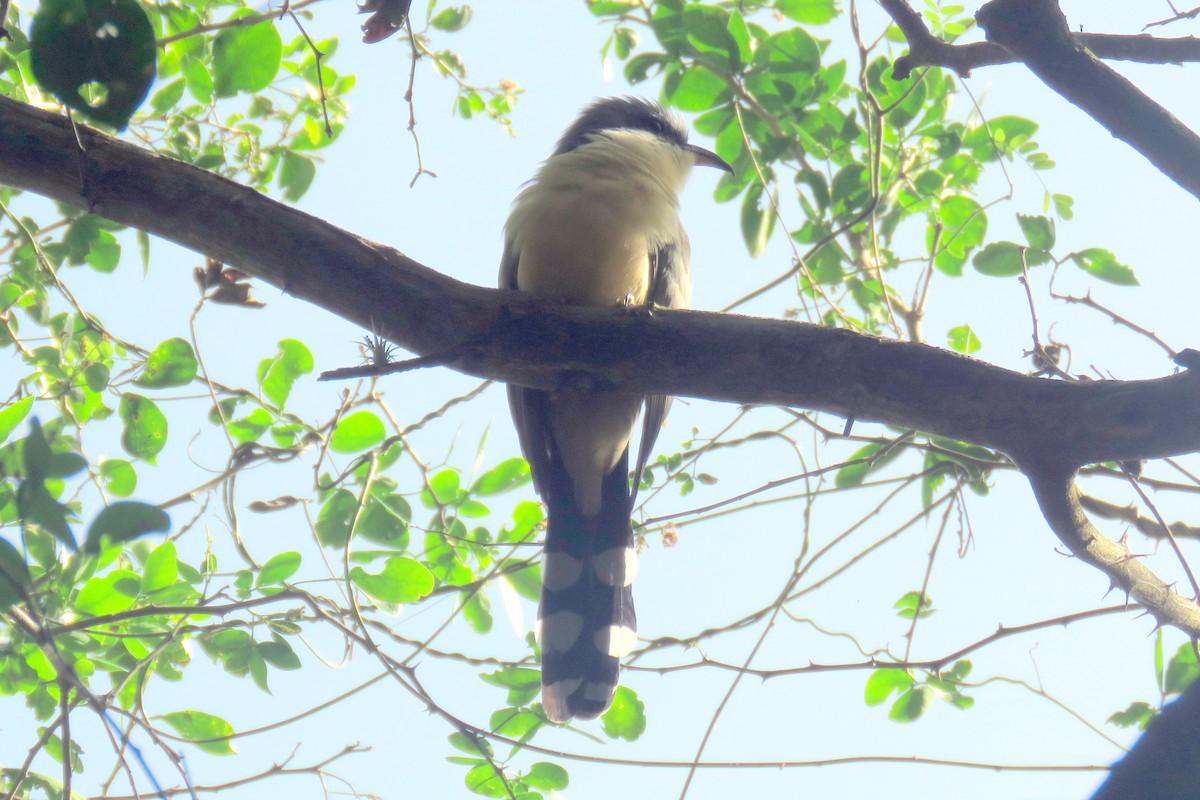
[501,242,558,501]
[632,233,692,503]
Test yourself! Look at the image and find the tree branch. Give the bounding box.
[976,0,1200,201]
[880,0,1200,79]
[1026,466,1200,635]
[1,96,1198,471]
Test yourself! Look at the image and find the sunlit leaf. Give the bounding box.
[135,338,198,388]
[349,556,434,604]
[971,241,1025,277]
[947,324,982,355]
[212,14,282,98]
[1071,248,1138,286]
[523,762,569,791]
[141,539,178,592]
[257,551,301,586]
[600,686,646,740]
[161,710,236,755]
[74,569,140,615]
[471,458,531,496]
[0,397,35,442]
[99,459,137,497]
[864,668,912,706]
[119,394,168,462]
[257,339,313,409]
[330,410,386,453]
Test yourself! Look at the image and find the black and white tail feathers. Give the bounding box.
[537,446,638,722]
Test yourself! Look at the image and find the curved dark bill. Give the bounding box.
[686,143,733,173]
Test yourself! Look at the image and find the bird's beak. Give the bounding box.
[686,143,733,173]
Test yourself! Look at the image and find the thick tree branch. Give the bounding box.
[1027,467,1200,636]
[2,96,1199,475]
[881,0,1200,79]
[976,0,1200,201]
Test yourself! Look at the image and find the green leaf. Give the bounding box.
[462,590,492,633]
[938,196,987,257]
[666,63,729,112]
[614,26,638,59]
[431,5,472,31]
[182,56,214,105]
[1017,214,1055,251]
[136,229,151,274]
[330,410,386,453]
[135,338,198,388]
[315,488,357,548]
[754,27,821,77]
[1052,192,1074,220]
[23,416,53,479]
[0,396,34,442]
[947,324,981,355]
[257,638,301,670]
[279,152,316,202]
[831,163,870,218]
[600,686,646,740]
[1156,629,1165,693]
[429,468,462,504]
[590,1,636,14]
[523,762,568,791]
[1165,643,1198,695]
[740,184,776,257]
[893,591,935,619]
[17,480,75,548]
[726,10,751,66]
[835,441,903,488]
[227,408,272,444]
[99,459,137,497]
[971,241,1025,277]
[889,685,934,722]
[625,52,666,84]
[0,538,32,610]
[465,762,507,798]
[74,569,140,615]
[257,551,301,586]
[119,393,168,462]
[30,0,156,128]
[1108,701,1155,730]
[864,668,913,706]
[776,0,838,23]
[212,15,282,98]
[160,710,236,755]
[349,556,434,604]
[141,540,178,592]
[257,339,314,408]
[482,666,542,706]
[84,500,170,552]
[1071,248,1138,286]
[449,731,495,758]
[48,451,86,479]
[86,230,121,272]
[489,708,540,739]
[471,458,531,496]
[964,116,1038,160]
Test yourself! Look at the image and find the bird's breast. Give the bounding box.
[505,170,681,307]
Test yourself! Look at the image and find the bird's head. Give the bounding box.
[552,97,733,192]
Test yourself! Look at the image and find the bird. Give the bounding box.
[499,96,731,723]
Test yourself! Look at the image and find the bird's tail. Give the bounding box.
[538,451,637,723]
